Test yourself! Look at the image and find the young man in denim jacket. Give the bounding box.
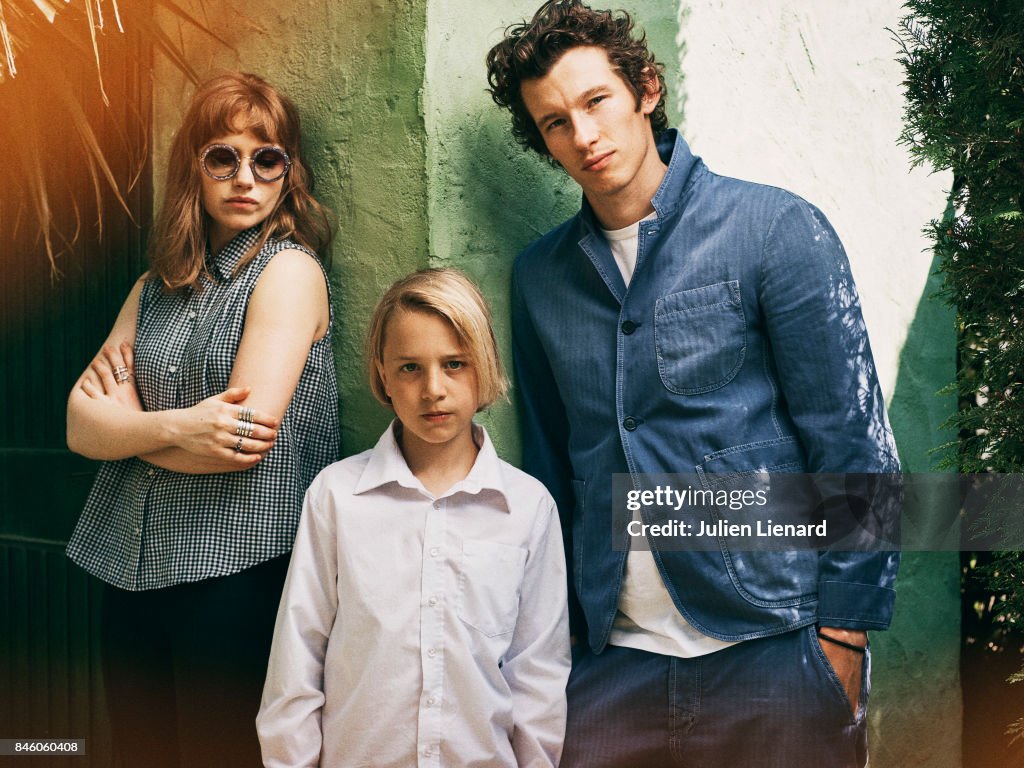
[487,2,900,765]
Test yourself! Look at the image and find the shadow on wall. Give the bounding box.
[451,108,579,259]
[888,249,957,475]
[871,249,961,768]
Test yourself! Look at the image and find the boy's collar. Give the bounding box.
[354,420,512,509]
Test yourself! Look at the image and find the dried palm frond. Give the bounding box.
[0,0,240,275]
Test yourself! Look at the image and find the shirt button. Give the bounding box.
[621,320,637,335]
[426,697,436,706]
[146,468,155,477]
[433,501,441,509]
[428,596,438,606]
[187,311,196,320]
[623,416,638,431]
[427,647,437,657]
[168,365,178,374]
[423,749,432,758]
[429,547,440,558]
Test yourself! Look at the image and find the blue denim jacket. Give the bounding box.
[511,130,900,653]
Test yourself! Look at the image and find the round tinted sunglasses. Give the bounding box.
[200,144,291,183]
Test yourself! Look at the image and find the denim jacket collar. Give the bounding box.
[577,130,702,302]
[577,129,701,237]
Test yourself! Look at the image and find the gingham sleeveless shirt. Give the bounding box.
[67,227,339,590]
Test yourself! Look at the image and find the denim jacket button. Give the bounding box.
[623,416,638,431]
[621,320,637,335]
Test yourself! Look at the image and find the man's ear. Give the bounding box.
[639,66,661,116]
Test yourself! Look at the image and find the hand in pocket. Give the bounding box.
[818,628,866,715]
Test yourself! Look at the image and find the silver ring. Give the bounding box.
[234,420,254,437]
[239,406,255,424]
[113,365,130,384]
[234,438,244,453]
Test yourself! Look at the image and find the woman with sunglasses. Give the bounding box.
[65,72,336,768]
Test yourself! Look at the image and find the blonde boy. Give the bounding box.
[257,268,571,767]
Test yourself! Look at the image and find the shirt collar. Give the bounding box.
[354,420,512,509]
[579,128,701,233]
[205,226,262,282]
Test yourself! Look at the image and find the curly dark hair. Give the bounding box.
[486,0,668,160]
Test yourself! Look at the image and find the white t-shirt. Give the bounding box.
[603,214,737,658]
[601,214,654,286]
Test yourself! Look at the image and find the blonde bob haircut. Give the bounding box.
[366,268,509,411]
[149,71,332,292]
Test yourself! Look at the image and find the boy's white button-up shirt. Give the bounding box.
[257,422,570,768]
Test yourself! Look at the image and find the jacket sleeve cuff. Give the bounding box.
[816,580,896,630]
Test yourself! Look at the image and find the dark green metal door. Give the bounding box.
[1,27,151,767]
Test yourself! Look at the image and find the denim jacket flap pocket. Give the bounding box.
[655,281,745,395]
[700,436,806,481]
[698,436,816,606]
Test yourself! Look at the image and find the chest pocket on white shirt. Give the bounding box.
[457,538,527,637]
[654,281,745,395]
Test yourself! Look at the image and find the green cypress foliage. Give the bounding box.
[897,0,1023,473]
[895,0,1024,738]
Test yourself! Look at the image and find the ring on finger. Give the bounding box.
[238,406,255,424]
[234,419,254,438]
[113,365,130,384]
[235,437,244,453]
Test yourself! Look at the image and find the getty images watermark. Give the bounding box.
[611,473,1024,552]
